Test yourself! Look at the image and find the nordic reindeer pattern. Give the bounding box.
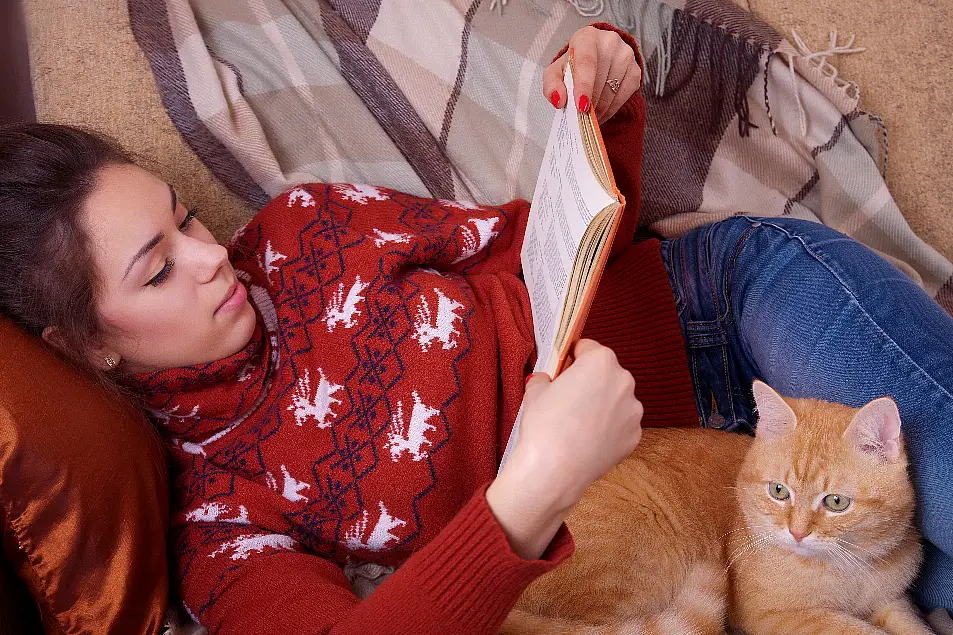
[411,289,465,352]
[153,184,510,614]
[257,240,287,280]
[287,367,344,428]
[386,391,441,462]
[343,501,407,552]
[185,502,250,525]
[322,276,370,331]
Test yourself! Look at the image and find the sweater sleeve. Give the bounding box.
[227,183,532,288]
[178,484,573,635]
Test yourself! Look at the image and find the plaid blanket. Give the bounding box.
[128,0,953,315]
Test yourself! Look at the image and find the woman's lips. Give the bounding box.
[216,281,248,315]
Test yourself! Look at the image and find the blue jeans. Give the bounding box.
[660,216,953,611]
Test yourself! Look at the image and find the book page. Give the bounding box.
[501,63,615,470]
[520,63,615,374]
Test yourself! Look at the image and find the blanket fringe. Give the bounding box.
[771,30,866,136]
[490,1,866,142]
[621,0,675,98]
[661,9,764,137]
[566,0,606,16]
[608,0,764,137]
[489,0,606,17]
[488,0,759,138]
[488,0,507,15]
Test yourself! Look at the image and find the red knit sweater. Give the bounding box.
[127,28,696,635]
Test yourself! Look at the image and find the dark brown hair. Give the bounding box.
[0,123,133,383]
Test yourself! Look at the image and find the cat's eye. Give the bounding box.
[823,493,851,512]
[767,482,790,501]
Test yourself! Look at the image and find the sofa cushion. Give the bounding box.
[0,508,44,635]
[0,318,170,635]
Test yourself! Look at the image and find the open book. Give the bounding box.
[499,56,626,469]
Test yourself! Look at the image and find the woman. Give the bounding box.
[0,24,950,634]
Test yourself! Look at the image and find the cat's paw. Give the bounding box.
[927,608,953,635]
[873,598,944,635]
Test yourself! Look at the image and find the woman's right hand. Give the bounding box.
[518,338,643,506]
[486,339,643,559]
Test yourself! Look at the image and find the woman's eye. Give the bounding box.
[148,259,175,287]
[179,207,198,231]
[823,493,852,512]
[767,482,791,501]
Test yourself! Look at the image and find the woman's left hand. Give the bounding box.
[543,26,642,123]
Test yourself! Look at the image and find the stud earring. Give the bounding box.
[104,355,118,370]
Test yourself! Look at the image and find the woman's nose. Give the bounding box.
[192,239,229,283]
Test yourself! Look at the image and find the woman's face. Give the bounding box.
[81,163,256,373]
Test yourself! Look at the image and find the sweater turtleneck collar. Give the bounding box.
[121,282,279,450]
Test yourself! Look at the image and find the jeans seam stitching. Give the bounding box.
[705,226,720,321]
[719,343,737,425]
[669,241,686,316]
[722,223,759,328]
[717,222,760,424]
[691,351,704,424]
[680,237,691,319]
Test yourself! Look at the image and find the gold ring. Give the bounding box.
[606,78,621,93]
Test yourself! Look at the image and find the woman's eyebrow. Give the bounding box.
[123,232,164,281]
[122,185,176,282]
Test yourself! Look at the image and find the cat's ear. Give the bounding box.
[844,397,902,462]
[752,380,797,439]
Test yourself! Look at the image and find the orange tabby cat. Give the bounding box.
[501,381,934,635]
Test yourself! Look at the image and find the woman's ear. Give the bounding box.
[41,325,67,352]
[42,325,120,371]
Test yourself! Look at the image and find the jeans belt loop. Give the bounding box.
[685,320,729,348]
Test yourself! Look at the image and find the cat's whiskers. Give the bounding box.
[835,542,882,580]
[728,535,775,574]
[835,536,888,565]
[720,524,769,541]
[726,530,775,572]
[827,542,869,580]
[839,548,888,602]
[827,541,889,600]
[726,534,758,563]
[724,525,771,548]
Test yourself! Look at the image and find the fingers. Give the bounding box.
[569,339,637,398]
[523,371,552,403]
[589,38,613,118]
[570,337,602,358]
[544,26,643,124]
[542,52,569,109]
[524,340,611,405]
[567,30,602,113]
[597,46,640,123]
[572,28,630,115]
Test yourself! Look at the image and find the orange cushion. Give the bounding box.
[0,318,169,634]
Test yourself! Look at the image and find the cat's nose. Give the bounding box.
[789,528,809,543]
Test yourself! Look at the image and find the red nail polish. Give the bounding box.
[550,90,560,108]
[578,94,590,112]
[524,373,533,386]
